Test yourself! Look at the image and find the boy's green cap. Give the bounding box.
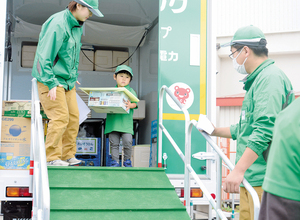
[74,0,104,17]
[222,25,266,47]
[115,65,133,77]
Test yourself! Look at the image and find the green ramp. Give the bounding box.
[48,166,190,220]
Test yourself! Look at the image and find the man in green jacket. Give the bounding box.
[32,0,103,166]
[259,95,300,219]
[212,25,294,220]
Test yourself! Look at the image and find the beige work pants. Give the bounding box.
[37,82,79,162]
[239,186,264,220]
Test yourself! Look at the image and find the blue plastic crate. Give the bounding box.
[76,156,101,166]
[75,137,101,166]
[105,138,135,166]
[149,120,157,167]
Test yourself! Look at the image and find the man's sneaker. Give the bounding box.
[110,160,120,167]
[123,159,132,167]
[47,160,69,166]
[64,157,82,165]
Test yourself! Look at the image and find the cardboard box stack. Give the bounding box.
[2,101,47,119]
[0,117,31,169]
[0,100,48,169]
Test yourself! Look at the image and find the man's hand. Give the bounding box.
[47,85,63,101]
[223,147,259,193]
[223,168,244,193]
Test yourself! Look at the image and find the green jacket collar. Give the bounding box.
[243,59,275,91]
[65,9,83,28]
[115,84,131,90]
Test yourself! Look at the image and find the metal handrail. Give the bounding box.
[30,78,50,220]
[158,85,260,220]
[158,85,226,220]
[189,120,260,220]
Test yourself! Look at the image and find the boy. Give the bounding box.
[104,65,138,167]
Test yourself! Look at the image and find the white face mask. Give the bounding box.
[232,48,248,75]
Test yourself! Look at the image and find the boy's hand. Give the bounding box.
[124,100,136,111]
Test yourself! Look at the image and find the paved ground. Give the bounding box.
[0,202,239,220]
[0,213,238,220]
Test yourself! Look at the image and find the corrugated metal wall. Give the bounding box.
[216,0,300,36]
[217,106,242,200]
[217,105,241,161]
[217,106,241,127]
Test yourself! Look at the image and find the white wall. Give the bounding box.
[216,0,300,97]
[215,1,300,170]
[216,0,300,36]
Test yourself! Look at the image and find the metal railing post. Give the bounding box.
[158,86,165,168]
[183,109,191,217]
[31,78,50,220]
[187,122,228,220]
[158,85,260,220]
[190,120,260,220]
[158,85,227,220]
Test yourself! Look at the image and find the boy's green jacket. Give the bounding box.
[230,59,294,187]
[32,9,83,91]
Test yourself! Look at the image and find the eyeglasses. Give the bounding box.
[229,47,243,59]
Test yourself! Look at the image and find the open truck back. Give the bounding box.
[0,1,33,219]
[0,1,261,220]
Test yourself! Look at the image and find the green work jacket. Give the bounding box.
[104,85,138,135]
[262,97,300,201]
[32,9,83,91]
[230,59,294,187]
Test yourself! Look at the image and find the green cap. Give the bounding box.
[115,65,133,77]
[222,25,267,47]
[74,0,104,17]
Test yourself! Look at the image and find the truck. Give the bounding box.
[0,1,225,219]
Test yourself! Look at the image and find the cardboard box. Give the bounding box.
[130,145,150,167]
[1,117,31,143]
[21,45,37,68]
[88,91,130,114]
[2,101,47,119]
[80,87,139,114]
[112,51,129,72]
[0,143,30,170]
[133,100,145,120]
[94,50,113,72]
[78,50,94,71]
